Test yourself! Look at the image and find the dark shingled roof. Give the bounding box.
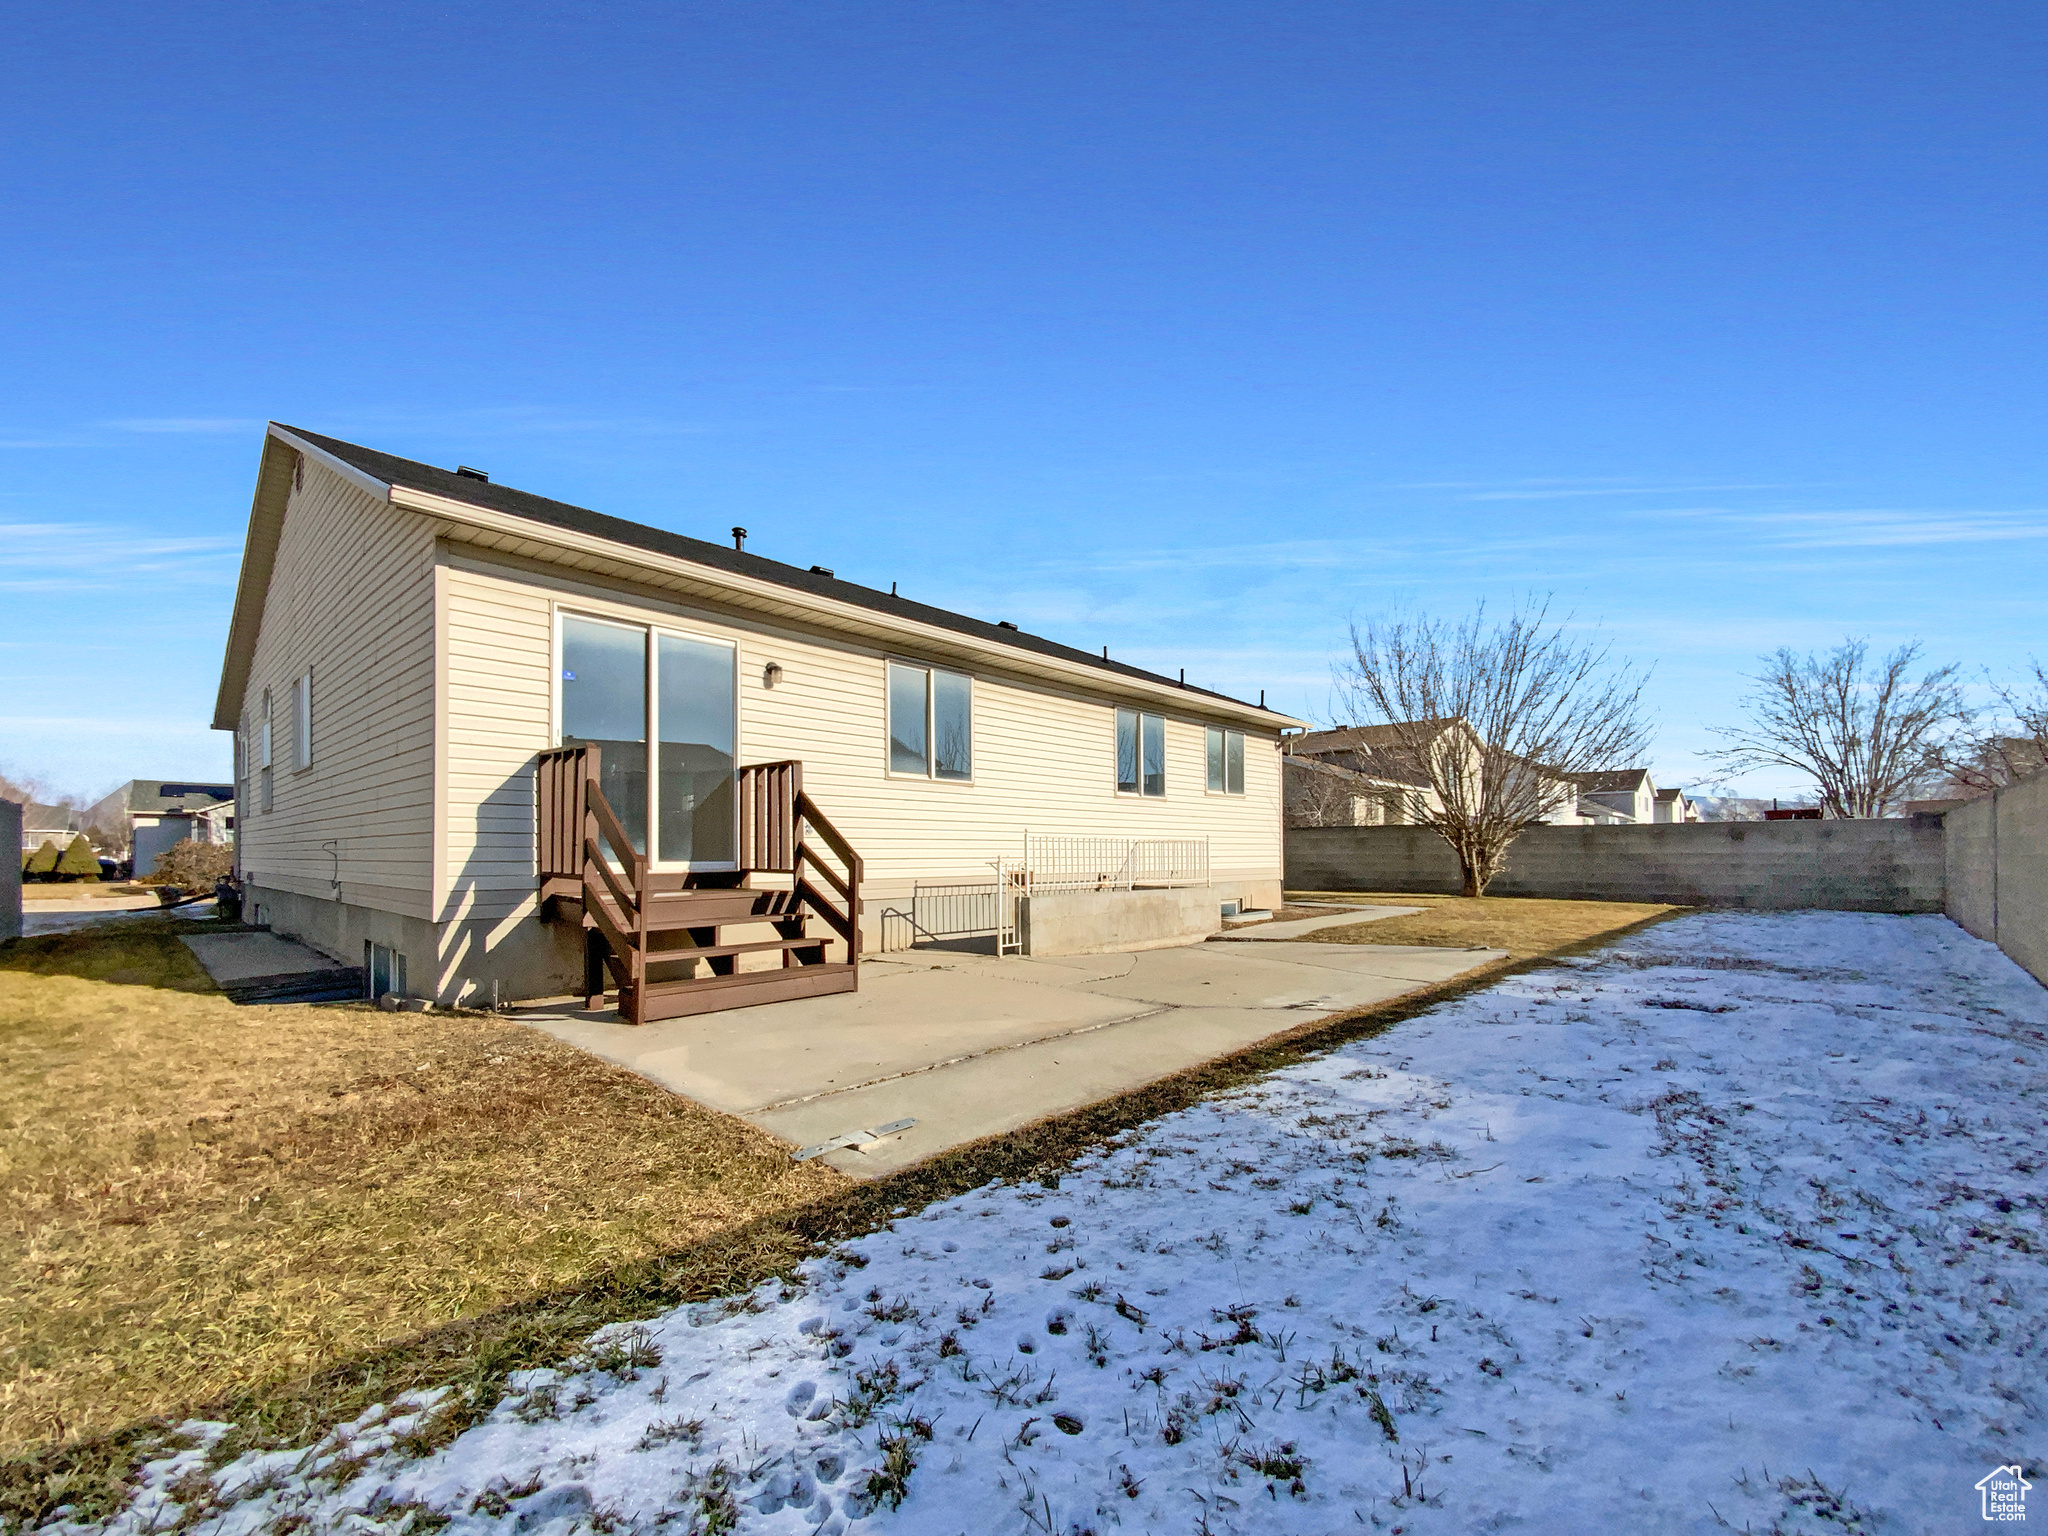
[280,426,1280,719]
[1567,768,1652,792]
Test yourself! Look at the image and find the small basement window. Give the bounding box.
[1116,709,1166,796]
[366,942,407,1000]
[1205,726,1245,794]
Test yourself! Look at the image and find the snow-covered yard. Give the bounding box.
[59,911,2047,1536]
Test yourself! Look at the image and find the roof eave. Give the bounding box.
[390,483,1305,730]
[210,425,396,731]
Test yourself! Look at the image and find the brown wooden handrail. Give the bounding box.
[738,759,800,872]
[540,745,864,1018]
[795,790,862,960]
[536,744,590,886]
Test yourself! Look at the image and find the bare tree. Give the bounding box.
[1943,658,2048,794]
[1706,639,1971,818]
[1335,599,1653,896]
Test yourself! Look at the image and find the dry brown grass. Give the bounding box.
[0,920,842,1464]
[1286,890,1682,960]
[1,898,1683,1525]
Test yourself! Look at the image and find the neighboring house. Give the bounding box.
[1652,786,1700,823]
[1566,768,1660,824]
[85,780,236,876]
[1286,722,1640,827]
[214,424,1298,1017]
[1284,723,1461,825]
[1283,754,1435,827]
[19,801,75,851]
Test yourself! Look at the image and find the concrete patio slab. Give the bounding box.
[526,961,1145,1118]
[516,933,1507,1178]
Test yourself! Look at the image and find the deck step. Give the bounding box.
[644,935,825,962]
[625,963,858,1021]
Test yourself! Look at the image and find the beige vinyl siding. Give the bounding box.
[236,458,439,918]
[440,553,1281,924]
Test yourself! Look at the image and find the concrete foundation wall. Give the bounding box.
[1287,818,1948,913]
[247,882,584,1007]
[1,799,20,943]
[1020,886,1223,956]
[1945,772,2048,988]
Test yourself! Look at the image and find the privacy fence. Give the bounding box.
[1287,805,2045,989]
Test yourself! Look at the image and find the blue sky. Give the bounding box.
[3,1,2042,801]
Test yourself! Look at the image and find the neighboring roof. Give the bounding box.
[1654,787,1683,803]
[21,802,74,832]
[1568,769,1652,792]
[118,780,235,815]
[1290,720,1463,756]
[1574,797,1635,823]
[216,424,1298,732]
[1283,756,1408,788]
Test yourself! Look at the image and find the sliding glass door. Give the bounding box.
[560,615,737,869]
[656,633,736,865]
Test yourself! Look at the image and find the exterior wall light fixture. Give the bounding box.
[763,662,783,688]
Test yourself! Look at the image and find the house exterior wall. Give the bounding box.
[427,552,1283,1002]
[234,457,440,952]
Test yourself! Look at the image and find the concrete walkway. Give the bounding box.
[517,936,1504,1177]
[181,931,367,1004]
[1216,904,1421,940]
[21,898,216,937]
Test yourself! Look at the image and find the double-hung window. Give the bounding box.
[1205,726,1245,794]
[1116,709,1166,796]
[888,661,972,780]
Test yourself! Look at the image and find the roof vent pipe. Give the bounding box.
[731,526,747,551]
[1179,669,1186,686]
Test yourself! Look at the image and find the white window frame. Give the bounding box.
[1205,725,1245,795]
[294,671,313,770]
[1116,708,1168,798]
[552,606,741,874]
[884,659,974,783]
[259,688,273,769]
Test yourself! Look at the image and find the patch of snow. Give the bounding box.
[44,912,2047,1535]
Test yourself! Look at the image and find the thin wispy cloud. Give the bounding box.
[1668,508,2048,549]
[0,522,240,593]
[106,416,255,434]
[1461,483,1787,502]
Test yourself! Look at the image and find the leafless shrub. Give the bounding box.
[1706,638,1971,817]
[1336,598,1652,894]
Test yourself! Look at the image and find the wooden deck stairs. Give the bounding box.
[537,748,863,1023]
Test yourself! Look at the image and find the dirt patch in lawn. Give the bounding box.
[1285,890,1682,960]
[0,920,843,1483]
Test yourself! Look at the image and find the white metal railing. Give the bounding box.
[1011,833,1211,892]
[876,837,1209,958]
